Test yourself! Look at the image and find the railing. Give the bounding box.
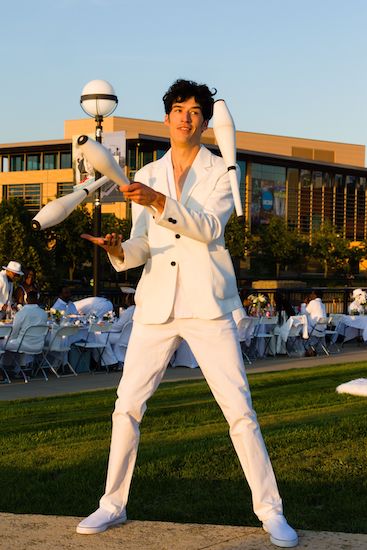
[41,285,358,315]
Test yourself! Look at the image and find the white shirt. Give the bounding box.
[52,298,78,316]
[0,270,13,308]
[166,152,193,318]
[302,298,326,329]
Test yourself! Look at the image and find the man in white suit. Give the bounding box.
[77,80,298,548]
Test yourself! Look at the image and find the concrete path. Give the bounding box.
[1,342,366,401]
[1,513,366,550]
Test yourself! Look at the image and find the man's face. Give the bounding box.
[61,287,71,302]
[164,97,208,147]
[6,270,19,281]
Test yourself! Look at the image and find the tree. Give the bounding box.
[310,222,351,278]
[0,199,47,283]
[53,205,92,282]
[254,217,308,277]
[224,214,253,259]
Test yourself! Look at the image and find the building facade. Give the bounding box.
[1,116,366,244]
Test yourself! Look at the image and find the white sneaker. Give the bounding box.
[76,507,127,535]
[262,515,298,548]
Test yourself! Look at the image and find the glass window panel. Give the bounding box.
[127,146,137,171]
[251,163,286,229]
[237,159,246,204]
[26,154,41,170]
[57,182,74,197]
[334,174,345,233]
[312,171,323,231]
[287,168,299,229]
[7,184,41,212]
[44,153,57,170]
[1,156,9,172]
[299,170,312,235]
[345,175,356,239]
[323,172,333,224]
[356,178,365,240]
[10,155,24,171]
[60,152,72,169]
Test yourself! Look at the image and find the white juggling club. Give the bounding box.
[212,99,243,218]
[77,135,155,215]
[32,175,109,230]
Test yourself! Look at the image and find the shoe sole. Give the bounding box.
[269,534,299,548]
[76,516,126,535]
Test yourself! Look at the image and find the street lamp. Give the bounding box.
[80,79,118,296]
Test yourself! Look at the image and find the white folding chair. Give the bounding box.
[236,317,258,365]
[284,318,305,357]
[72,323,113,373]
[35,325,81,380]
[304,317,329,356]
[253,317,278,359]
[324,315,343,354]
[0,325,13,384]
[2,324,49,383]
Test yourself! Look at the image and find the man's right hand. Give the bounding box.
[81,232,124,262]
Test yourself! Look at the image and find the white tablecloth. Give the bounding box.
[337,314,367,342]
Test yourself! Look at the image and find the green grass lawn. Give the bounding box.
[0,362,367,533]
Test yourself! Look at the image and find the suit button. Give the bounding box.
[175,234,180,239]
[168,217,177,224]
[171,261,176,266]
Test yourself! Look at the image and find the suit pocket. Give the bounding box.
[210,249,238,300]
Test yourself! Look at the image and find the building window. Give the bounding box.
[286,168,299,229]
[27,154,41,170]
[5,184,41,211]
[60,152,72,169]
[237,159,246,204]
[10,154,24,171]
[44,153,57,170]
[57,182,74,197]
[1,156,9,172]
[334,174,345,236]
[251,163,286,228]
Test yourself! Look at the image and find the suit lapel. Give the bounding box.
[180,146,214,205]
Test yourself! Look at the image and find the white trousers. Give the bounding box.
[99,315,283,522]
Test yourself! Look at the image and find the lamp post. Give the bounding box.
[80,79,118,296]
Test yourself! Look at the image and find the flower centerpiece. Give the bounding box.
[350,289,367,315]
[50,308,65,323]
[102,311,115,323]
[247,293,274,317]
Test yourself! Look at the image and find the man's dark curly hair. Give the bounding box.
[163,79,217,122]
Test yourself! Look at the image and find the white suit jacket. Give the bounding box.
[6,304,48,352]
[109,146,241,324]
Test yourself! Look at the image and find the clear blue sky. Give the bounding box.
[1,0,367,153]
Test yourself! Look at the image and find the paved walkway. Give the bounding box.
[1,343,366,549]
[1,513,366,550]
[1,342,366,401]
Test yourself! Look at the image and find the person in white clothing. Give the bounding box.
[77,79,298,548]
[0,260,23,318]
[301,290,327,356]
[300,290,327,330]
[52,286,78,316]
[348,288,366,315]
[2,291,48,374]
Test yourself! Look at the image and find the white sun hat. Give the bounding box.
[352,288,364,299]
[2,260,23,275]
